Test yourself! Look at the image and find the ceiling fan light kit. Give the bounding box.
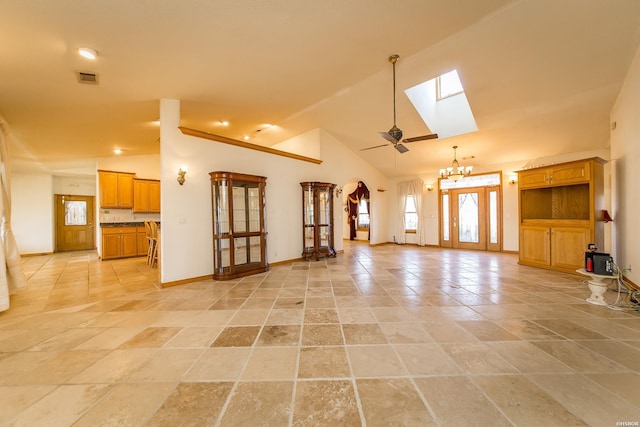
[361,54,438,154]
[440,145,472,181]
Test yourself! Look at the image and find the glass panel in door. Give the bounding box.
[458,193,479,243]
[318,188,330,225]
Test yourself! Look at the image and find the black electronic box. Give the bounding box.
[585,252,614,276]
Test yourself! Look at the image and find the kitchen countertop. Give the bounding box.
[100,222,160,228]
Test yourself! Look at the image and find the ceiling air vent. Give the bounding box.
[76,71,98,84]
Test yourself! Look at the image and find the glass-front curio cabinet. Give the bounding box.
[301,182,336,260]
[210,172,267,280]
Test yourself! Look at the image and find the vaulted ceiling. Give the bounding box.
[2,0,640,178]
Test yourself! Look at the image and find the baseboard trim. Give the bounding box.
[20,252,54,257]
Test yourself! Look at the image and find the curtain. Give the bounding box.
[347,181,369,240]
[396,179,424,245]
[0,118,27,312]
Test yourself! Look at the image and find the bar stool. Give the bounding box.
[149,220,160,268]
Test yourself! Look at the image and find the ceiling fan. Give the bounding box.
[361,54,438,154]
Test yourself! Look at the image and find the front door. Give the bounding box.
[55,195,95,252]
[440,185,501,251]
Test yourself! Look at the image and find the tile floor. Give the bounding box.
[1,241,640,426]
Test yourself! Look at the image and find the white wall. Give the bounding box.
[13,173,54,254]
[610,44,640,284]
[159,99,389,284]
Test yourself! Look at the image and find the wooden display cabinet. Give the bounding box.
[301,182,336,260]
[517,157,605,273]
[210,171,268,280]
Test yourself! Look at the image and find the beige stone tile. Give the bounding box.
[73,327,145,350]
[0,328,66,352]
[69,348,156,383]
[576,339,640,370]
[147,381,233,426]
[265,309,304,325]
[394,343,461,375]
[415,376,511,426]
[441,342,518,374]
[587,372,640,406]
[488,341,574,373]
[305,297,336,308]
[11,349,109,385]
[164,326,222,348]
[370,307,416,322]
[0,385,55,424]
[474,374,587,426]
[335,296,368,307]
[257,325,301,346]
[292,380,361,426]
[228,309,270,326]
[301,324,344,346]
[532,340,629,372]
[347,345,408,377]
[357,378,435,426]
[0,351,59,385]
[126,348,204,382]
[298,346,350,378]
[336,307,376,323]
[380,322,432,343]
[457,320,521,341]
[119,326,182,348]
[530,373,640,426]
[220,381,293,425]
[8,384,112,426]
[533,319,608,340]
[421,320,479,343]
[241,346,298,380]
[342,323,387,344]
[304,308,339,324]
[184,347,250,381]
[273,297,305,309]
[73,382,176,426]
[211,326,260,347]
[497,319,565,340]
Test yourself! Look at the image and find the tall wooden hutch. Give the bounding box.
[301,182,336,260]
[517,157,605,273]
[210,172,268,280]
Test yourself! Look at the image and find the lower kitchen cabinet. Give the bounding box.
[102,227,139,260]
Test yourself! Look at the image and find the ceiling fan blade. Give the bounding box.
[360,143,389,151]
[394,144,409,153]
[378,131,399,144]
[402,133,439,143]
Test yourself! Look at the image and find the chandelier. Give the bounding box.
[440,145,472,181]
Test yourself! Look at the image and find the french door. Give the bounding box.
[440,185,501,251]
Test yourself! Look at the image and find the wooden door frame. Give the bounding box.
[438,172,503,252]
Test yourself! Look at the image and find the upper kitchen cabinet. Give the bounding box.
[98,170,134,208]
[133,179,161,213]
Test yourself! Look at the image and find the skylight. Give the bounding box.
[405,69,478,140]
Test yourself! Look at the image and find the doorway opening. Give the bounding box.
[439,173,502,251]
[54,194,96,252]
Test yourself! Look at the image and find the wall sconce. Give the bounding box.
[426,184,434,191]
[177,167,187,185]
[601,209,613,223]
[335,187,343,198]
[508,174,518,184]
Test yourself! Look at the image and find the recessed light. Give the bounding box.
[78,47,97,60]
[243,136,250,141]
[220,121,229,126]
[113,149,122,155]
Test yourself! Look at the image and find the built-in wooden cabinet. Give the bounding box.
[301,182,336,260]
[101,226,138,260]
[99,170,135,208]
[210,171,268,280]
[133,179,161,213]
[517,157,605,273]
[136,226,148,256]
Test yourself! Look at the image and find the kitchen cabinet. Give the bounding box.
[101,226,138,260]
[99,170,134,208]
[517,157,605,273]
[136,226,148,256]
[133,179,161,213]
[301,181,336,260]
[210,171,268,280]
